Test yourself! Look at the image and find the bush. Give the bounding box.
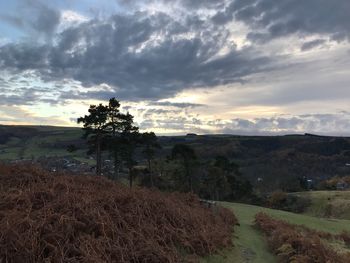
[267,191,310,213]
[268,191,287,208]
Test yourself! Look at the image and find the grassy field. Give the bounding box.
[203,201,350,263]
[292,190,350,220]
[0,127,87,161]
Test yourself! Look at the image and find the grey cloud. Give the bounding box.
[174,0,227,9]
[0,0,60,36]
[214,0,350,44]
[301,39,326,51]
[0,11,272,101]
[139,112,350,135]
[0,71,61,106]
[143,108,181,116]
[0,14,24,28]
[150,101,205,108]
[214,113,350,135]
[30,2,61,35]
[139,114,204,132]
[118,0,227,10]
[0,87,59,106]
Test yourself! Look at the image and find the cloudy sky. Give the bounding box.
[0,0,350,135]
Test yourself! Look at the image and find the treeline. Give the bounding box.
[78,98,159,188]
[78,98,254,202]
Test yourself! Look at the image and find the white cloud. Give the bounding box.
[59,10,89,31]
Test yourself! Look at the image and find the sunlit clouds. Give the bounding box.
[0,0,349,135]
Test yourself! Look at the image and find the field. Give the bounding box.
[0,126,90,162]
[204,201,350,263]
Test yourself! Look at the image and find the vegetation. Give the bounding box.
[255,212,350,262]
[267,191,311,213]
[292,191,350,220]
[141,131,161,187]
[1,123,349,195]
[77,98,139,178]
[207,202,350,263]
[0,163,237,263]
[171,143,197,192]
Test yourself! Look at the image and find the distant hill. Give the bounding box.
[0,125,350,191]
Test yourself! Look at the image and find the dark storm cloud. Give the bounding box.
[0,10,272,101]
[214,0,350,43]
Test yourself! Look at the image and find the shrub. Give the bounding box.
[267,191,310,213]
[268,191,287,208]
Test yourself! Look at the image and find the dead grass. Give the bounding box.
[0,163,237,263]
[254,212,350,263]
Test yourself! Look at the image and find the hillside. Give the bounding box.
[2,161,350,262]
[0,163,237,263]
[1,125,350,191]
[292,191,350,220]
[0,125,85,160]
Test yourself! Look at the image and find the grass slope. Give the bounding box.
[203,202,350,263]
[292,190,350,220]
[0,126,88,161]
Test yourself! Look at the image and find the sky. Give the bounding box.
[0,0,350,135]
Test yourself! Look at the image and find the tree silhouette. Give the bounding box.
[78,104,108,175]
[171,144,197,192]
[141,132,161,187]
[118,113,140,188]
[104,98,124,179]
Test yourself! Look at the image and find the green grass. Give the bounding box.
[0,128,86,161]
[292,191,350,220]
[203,202,277,263]
[203,201,350,263]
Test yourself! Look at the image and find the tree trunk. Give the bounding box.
[129,167,133,188]
[113,150,119,180]
[148,159,154,187]
[96,133,102,176]
[185,161,192,192]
